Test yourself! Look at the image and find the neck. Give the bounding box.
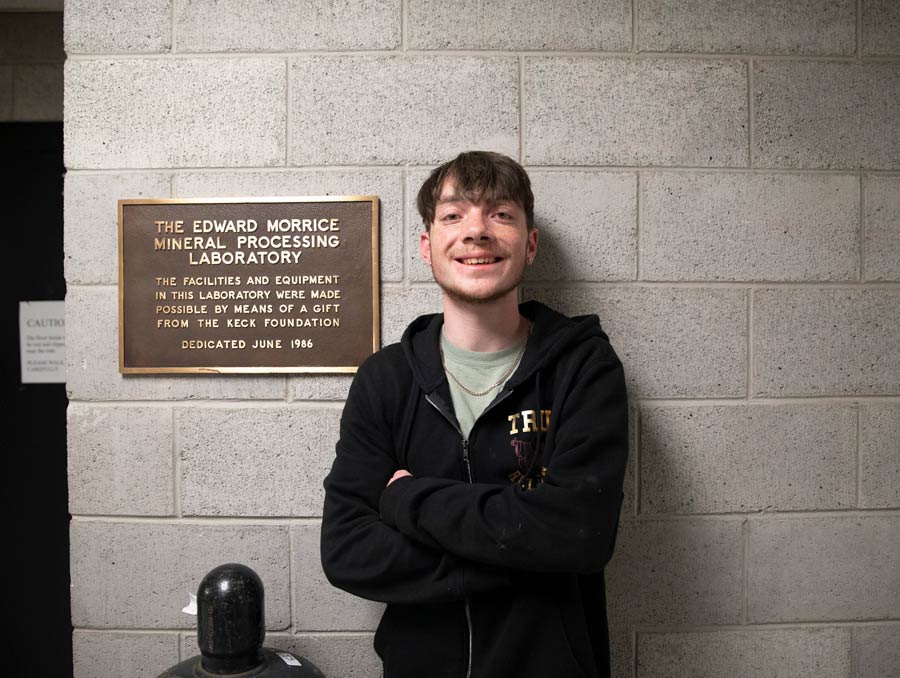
[442,290,526,352]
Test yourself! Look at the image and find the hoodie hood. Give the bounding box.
[401,300,611,394]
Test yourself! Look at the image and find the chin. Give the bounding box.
[439,282,521,306]
[430,260,527,307]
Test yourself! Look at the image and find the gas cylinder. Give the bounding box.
[156,563,324,678]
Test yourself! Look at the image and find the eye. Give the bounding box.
[441,211,461,222]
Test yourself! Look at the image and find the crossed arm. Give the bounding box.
[320,354,628,604]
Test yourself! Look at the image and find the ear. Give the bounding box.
[526,228,539,264]
[419,230,432,265]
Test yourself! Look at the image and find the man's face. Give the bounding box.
[419,179,538,306]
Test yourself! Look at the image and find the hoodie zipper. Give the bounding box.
[425,395,474,678]
[425,389,516,678]
[461,438,472,481]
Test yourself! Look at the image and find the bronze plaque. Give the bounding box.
[118,197,379,373]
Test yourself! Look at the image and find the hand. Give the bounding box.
[387,469,412,486]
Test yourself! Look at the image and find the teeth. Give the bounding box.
[461,257,496,265]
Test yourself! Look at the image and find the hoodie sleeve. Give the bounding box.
[378,351,628,574]
[321,356,512,604]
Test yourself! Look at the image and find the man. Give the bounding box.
[321,151,628,678]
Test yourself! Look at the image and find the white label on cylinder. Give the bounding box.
[277,652,302,667]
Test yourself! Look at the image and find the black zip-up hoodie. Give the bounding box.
[321,301,628,678]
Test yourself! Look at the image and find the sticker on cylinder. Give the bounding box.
[276,652,302,667]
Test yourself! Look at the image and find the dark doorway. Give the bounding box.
[4,121,72,676]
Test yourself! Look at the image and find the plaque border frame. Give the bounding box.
[118,195,380,374]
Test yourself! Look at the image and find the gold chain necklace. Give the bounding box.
[440,324,531,397]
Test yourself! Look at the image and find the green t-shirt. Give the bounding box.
[441,330,527,440]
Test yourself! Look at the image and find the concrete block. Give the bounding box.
[606,518,743,625]
[747,515,900,621]
[177,633,190,661]
[637,628,851,678]
[291,523,385,631]
[175,0,399,51]
[524,58,747,167]
[1,0,62,10]
[64,172,171,285]
[65,286,286,401]
[68,403,175,516]
[641,172,859,281]
[73,630,180,678]
[752,289,900,396]
[855,625,900,678]
[0,66,12,120]
[267,633,381,678]
[64,0,170,53]
[65,58,286,169]
[864,175,900,281]
[405,168,434,283]
[289,56,518,165]
[527,286,747,397]
[862,0,900,55]
[529,171,637,281]
[609,627,633,678]
[637,0,855,55]
[860,403,900,509]
[174,169,403,282]
[0,12,64,62]
[408,0,630,50]
[2,0,63,7]
[621,402,637,519]
[641,404,855,514]
[289,374,353,401]
[13,63,62,121]
[753,62,900,169]
[380,285,443,346]
[177,405,341,517]
[70,520,291,628]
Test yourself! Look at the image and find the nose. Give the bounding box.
[462,206,493,242]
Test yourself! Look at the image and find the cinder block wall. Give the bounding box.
[63,1,900,677]
[1,11,64,121]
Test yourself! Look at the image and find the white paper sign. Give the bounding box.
[20,301,65,384]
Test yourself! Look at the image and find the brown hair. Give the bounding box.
[416,151,535,231]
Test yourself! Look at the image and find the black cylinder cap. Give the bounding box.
[196,563,265,675]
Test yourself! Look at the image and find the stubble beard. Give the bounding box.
[430,258,527,306]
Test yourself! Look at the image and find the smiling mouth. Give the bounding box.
[458,257,502,265]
